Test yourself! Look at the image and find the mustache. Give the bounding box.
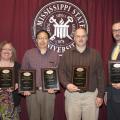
[115,34,120,37]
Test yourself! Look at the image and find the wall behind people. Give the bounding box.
[0,0,120,120]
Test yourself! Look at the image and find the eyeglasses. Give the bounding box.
[113,29,120,33]
[74,35,87,39]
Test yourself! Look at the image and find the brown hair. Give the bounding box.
[76,27,87,33]
[0,41,16,62]
[36,30,50,39]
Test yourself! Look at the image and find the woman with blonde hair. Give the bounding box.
[0,41,21,120]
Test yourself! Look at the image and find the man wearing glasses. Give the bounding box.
[21,30,59,120]
[106,22,120,120]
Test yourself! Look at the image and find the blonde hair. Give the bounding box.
[0,41,16,62]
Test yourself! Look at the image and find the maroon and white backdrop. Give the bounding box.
[0,0,120,120]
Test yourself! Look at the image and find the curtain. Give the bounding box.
[0,0,120,120]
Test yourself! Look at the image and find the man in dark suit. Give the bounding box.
[107,21,120,120]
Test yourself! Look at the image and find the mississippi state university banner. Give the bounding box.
[32,1,88,55]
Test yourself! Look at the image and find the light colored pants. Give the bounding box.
[65,89,99,120]
[26,90,55,120]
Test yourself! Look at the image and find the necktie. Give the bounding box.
[111,45,120,60]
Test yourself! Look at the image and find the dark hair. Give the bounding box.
[112,20,120,25]
[36,30,50,39]
[78,27,87,31]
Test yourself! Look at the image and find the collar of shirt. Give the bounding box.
[36,47,50,56]
[76,45,86,53]
[71,46,90,54]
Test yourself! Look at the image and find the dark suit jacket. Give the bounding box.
[12,62,21,106]
[107,44,120,103]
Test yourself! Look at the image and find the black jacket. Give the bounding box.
[12,62,21,106]
[107,44,120,103]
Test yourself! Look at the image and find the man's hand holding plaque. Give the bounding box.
[66,83,79,92]
[72,66,88,92]
[41,68,60,92]
[109,61,120,89]
[109,61,120,83]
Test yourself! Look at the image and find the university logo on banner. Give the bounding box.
[32,1,88,56]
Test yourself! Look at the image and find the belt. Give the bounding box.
[36,87,42,90]
[78,91,87,93]
[77,90,87,93]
